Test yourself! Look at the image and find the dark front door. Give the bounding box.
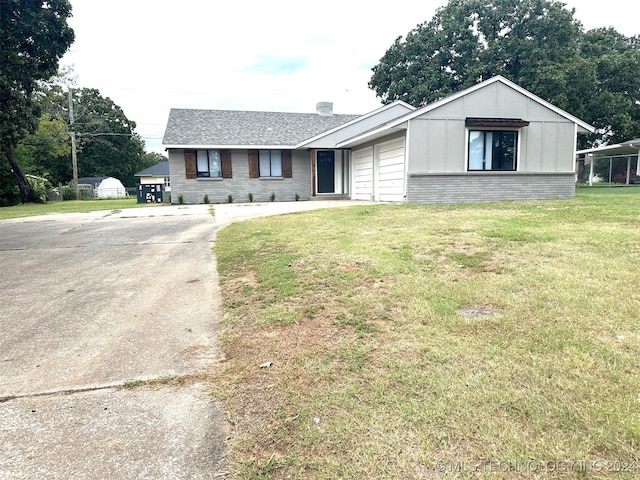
[317,151,335,194]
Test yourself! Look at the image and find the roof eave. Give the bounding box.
[163,144,298,150]
[295,100,416,148]
[337,124,408,149]
[577,142,640,156]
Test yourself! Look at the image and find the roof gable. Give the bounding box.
[162,109,360,148]
[296,100,415,148]
[134,161,170,177]
[338,76,595,147]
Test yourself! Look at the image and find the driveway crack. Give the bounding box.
[0,382,126,403]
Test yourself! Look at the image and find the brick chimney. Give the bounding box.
[316,102,333,117]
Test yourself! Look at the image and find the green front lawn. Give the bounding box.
[214,188,640,479]
[0,198,160,220]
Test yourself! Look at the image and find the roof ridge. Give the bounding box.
[168,107,359,116]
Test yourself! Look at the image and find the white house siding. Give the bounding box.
[375,138,405,202]
[168,149,312,204]
[352,146,374,200]
[407,81,579,176]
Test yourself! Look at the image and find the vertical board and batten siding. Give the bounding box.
[406,81,579,175]
[352,146,374,200]
[168,149,311,204]
[401,80,583,203]
[376,138,405,202]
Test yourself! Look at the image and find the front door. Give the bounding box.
[317,151,335,194]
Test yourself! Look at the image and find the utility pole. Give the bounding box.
[69,88,79,198]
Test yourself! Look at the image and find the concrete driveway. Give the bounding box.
[0,200,368,479]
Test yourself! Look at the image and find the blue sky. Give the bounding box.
[60,0,638,155]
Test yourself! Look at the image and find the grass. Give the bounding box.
[213,188,640,479]
[0,198,161,220]
[122,375,187,389]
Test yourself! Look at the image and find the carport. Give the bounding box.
[577,138,640,186]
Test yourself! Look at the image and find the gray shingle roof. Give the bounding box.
[162,108,360,147]
[134,161,169,177]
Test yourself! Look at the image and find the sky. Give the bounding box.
[59,0,638,156]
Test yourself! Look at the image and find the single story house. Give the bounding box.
[77,176,127,199]
[134,161,171,191]
[162,76,594,204]
[133,161,170,203]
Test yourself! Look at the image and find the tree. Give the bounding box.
[0,0,74,203]
[14,115,71,185]
[368,0,640,147]
[41,86,147,187]
[578,28,640,146]
[140,152,169,169]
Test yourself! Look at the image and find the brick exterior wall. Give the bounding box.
[406,172,576,204]
[168,149,312,204]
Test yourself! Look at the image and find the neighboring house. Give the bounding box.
[134,161,170,203]
[77,177,127,199]
[162,76,594,204]
[134,161,171,191]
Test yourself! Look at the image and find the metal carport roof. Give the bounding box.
[576,138,640,185]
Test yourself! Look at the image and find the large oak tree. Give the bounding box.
[369,0,640,147]
[0,0,74,203]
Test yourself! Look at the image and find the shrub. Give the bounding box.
[78,187,93,200]
[27,176,49,203]
[248,192,253,203]
[270,192,276,202]
[228,194,233,203]
[295,192,300,201]
[203,194,210,204]
[178,194,184,204]
[613,169,637,184]
[62,185,77,201]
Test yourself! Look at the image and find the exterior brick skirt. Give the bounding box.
[406,172,576,204]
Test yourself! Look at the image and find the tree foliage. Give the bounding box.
[369,0,640,147]
[29,85,148,187]
[14,115,71,185]
[0,0,74,203]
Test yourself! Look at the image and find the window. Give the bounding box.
[468,131,517,171]
[196,149,221,177]
[259,150,282,177]
[248,150,292,179]
[163,177,170,188]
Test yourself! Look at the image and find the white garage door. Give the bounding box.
[352,146,373,200]
[376,138,405,202]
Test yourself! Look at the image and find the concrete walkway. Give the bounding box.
[0,200,371,479]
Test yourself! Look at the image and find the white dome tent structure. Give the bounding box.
[77,177,128,199]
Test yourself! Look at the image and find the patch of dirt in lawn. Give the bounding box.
[458,305,501,318]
